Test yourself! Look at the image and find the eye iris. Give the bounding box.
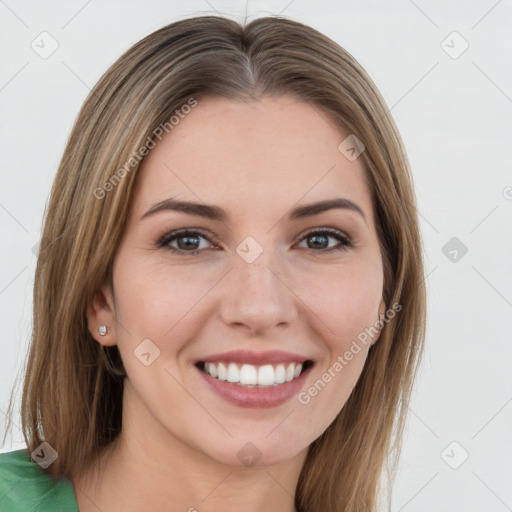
[177,235,200,250]
[308,234,328,249]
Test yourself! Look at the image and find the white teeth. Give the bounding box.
[227,363,239,382]
[285,363,295,382]
[258,365,274,386]
[239,364,258,385]
[217,362,227,381]
[274,364,286,384]
[205,362,217,378]
[202,361,307,387]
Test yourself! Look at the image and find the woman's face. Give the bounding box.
[91,95,384,467]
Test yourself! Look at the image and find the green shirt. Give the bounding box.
[0,449,78,511]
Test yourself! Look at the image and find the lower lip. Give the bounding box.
[196,365,312,408]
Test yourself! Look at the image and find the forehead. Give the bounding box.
[132,95,374,226]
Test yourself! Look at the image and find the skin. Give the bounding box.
[75,95,385,512]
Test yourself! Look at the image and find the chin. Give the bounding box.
[198,434,309,469]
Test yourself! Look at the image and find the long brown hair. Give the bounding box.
[3,15,426,511]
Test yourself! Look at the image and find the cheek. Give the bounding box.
[111,257,219,359]
[298,256,384,352]
[294,263,382,432]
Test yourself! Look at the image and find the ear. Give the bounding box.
[87,281,117,347]
[370,298,387,347]
[378,299,386,320]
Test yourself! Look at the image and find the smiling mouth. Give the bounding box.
[195,360,314,387]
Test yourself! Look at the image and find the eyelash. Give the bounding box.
[157,227,353,255]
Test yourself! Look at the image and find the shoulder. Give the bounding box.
[0,448,78,512]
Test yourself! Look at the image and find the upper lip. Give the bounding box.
[196,350,312,366]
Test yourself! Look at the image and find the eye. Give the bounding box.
[158,229,216,255]
[157,227,353,256]
[296,228,352,253]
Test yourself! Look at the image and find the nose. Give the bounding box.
[218,255,298,336]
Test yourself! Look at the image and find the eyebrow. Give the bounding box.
[140,197,366,223]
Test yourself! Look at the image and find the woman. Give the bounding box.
[0,14,426,512]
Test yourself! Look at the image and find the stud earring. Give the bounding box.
[98,325,109,336]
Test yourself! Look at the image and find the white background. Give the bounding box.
[1,1,511,511]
